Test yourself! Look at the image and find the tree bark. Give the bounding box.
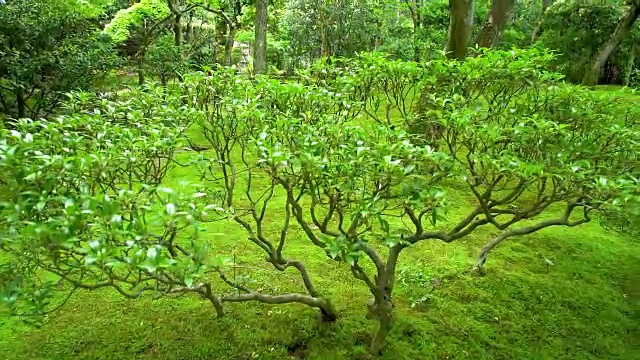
[582,3,640,86]
[138,68,145,85]
[360,245,403,354]
[368,298,394,354]
[446,0,476,59]
[253,0,268,73]
[474,0,515,48]
[531,0,553,42]
[185,13,193,43]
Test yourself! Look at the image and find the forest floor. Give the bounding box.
[0,87,639,360]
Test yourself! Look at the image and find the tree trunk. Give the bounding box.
[138,69,145,85]
[531,0,553,42]
[582,4,640,86]
[174,13,182,47]
[319,299,338,322]
[224,27,237,66]
[185,13,193,43]
[405,1,422,62]
[319,23,329,58]
[368,298,394,355]
[16,89,25,119]
[254,0,268,73]
[623,42,638,86]
[474,0,515,48]
[364,245,403,354]
[446,0,475,59]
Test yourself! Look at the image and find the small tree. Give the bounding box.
[145,35,186,86]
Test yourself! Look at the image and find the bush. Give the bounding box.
[1,49,638,354]
[0,0,119,120]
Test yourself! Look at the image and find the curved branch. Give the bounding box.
[474,204,592,272]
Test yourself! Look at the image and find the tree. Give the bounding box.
[531,0,553,42]
[582,0,640,86]
[0,83,339,325]
[301,50,638,351]
[474,0,515,48]
[254,0,268,73]
[446,0,475,59]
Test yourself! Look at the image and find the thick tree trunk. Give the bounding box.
[446,0,476,59]
[582,4,640,86]
[531,0,553,42]
[318,299,338,322]
[475,0,515,48]
[254,0,267,73]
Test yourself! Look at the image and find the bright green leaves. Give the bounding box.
[0,86,227,316]
[104,0,170,44]
[323,235,363,266]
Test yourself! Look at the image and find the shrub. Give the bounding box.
[1,49,638,354]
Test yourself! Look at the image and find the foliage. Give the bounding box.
[0,0,118,120]
[104,0,171,44]
[500,0,542,48]
[0,87,205,316]
[537,2,640,84]
[282,0,379,61]
[144,35,186,84]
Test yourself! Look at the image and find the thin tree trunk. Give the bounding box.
[368,299,394,354]
[623,42,638,86]
[364,245,403,354]
[582,4,639,86]
[319,16,330,58]
[446,0,475,59]
[253,0,268,73]
[475,0,515,48]
[16,89,25,119]
[531,0,553,42]
[137,62,145,85]
[185,13,193,43]
[404,0,422,61]
[224,27,237,66]
[174,14,182,47]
